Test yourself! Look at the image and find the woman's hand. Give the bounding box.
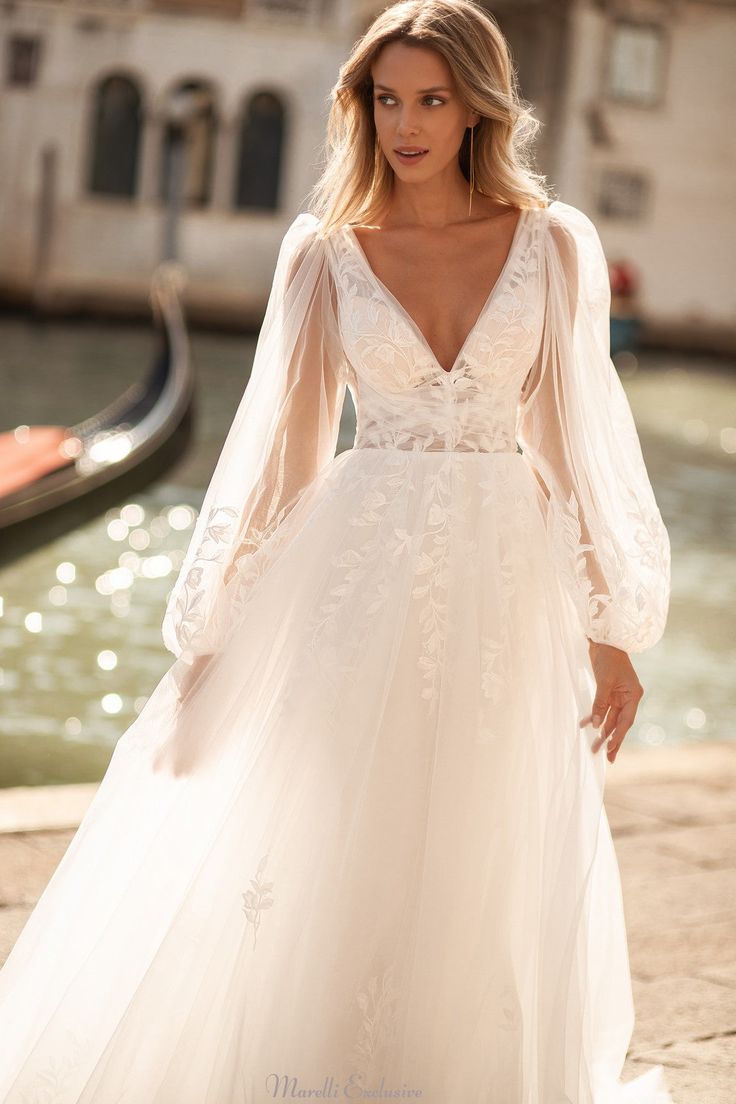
[580,639,644,763]
[172,652,215,703]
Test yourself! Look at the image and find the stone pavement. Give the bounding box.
[0,740,733,1103]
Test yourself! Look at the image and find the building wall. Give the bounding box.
[555,0,736,339]
[0,0,351,320]
[0,0,734,344]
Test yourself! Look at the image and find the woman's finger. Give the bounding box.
[592,711,616,753]
[605,698,639,761]
[590,693,612,729]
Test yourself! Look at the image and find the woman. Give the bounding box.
[0,1,674,1101]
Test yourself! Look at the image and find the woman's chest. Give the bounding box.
[327,214,546,393]
[349,229,520,372]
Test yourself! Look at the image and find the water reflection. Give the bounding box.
[0,316,733,786]
[0,486,195,783]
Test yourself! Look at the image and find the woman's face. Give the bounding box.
[370,40,478,183]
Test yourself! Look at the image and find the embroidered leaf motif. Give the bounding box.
[349,963,400,1083]
[18,1028,87,1103]
[242,852,274,951]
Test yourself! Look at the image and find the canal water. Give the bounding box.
[0,313,733,786]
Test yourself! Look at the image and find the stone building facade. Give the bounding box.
[0,0,734,346]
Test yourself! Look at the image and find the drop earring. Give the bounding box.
[468,124,475,217]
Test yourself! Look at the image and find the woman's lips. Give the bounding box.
[395,149,429,166]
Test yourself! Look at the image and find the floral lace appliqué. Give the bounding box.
[348,963,401,1086]
[242,853,274,951]
[16,1028,88,1104]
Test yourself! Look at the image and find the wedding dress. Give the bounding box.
[0,200,674,1104]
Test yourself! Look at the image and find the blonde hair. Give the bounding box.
[307,0,553,235]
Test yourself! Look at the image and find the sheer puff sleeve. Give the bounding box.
[515,200,671,653]
[162,212,347,668]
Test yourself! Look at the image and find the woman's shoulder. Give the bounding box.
[281,211,323,246]
[278,211,346,270]
[542,200,610,302]
[275,211,333,279]
[543,199,603,245]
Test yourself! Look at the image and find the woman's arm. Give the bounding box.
[516,202,671,759]
[163,214,347,698]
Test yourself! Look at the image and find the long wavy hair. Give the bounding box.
[307,0,553,235]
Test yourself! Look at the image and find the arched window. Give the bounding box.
[160,80,217,208]
[234,90,286,211]
[88,74,142,197]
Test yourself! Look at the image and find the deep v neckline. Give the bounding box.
[343,206,529,376]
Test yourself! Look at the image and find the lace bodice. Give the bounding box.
[161,200,671,662]
[328,207,542,453]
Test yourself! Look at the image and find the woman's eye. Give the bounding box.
[375,95,444,107]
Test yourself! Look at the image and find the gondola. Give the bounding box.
[0,263,194,531]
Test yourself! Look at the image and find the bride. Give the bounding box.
[0,1,674,1101]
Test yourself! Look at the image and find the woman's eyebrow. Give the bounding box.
[373,84,453,93]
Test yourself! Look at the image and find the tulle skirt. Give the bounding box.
[0,447,673,1103]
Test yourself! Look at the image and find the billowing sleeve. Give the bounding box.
[161,212,347,666]
[515,200,671,653]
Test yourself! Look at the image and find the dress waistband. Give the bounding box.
[349,443,522,455]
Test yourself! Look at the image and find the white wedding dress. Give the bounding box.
[0,200,674,1104]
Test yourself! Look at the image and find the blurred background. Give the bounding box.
[0,0,734,787]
